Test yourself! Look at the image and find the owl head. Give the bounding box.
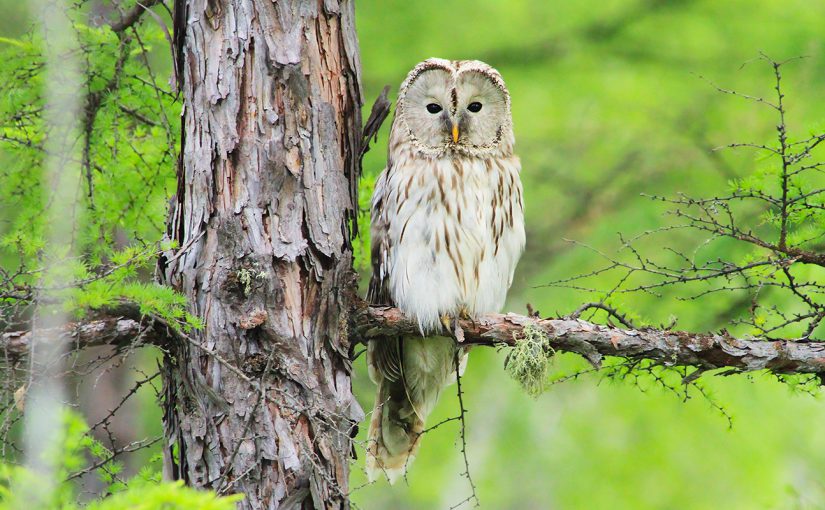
[395,58,514,157]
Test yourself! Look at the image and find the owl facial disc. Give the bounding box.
[396,58,514,157]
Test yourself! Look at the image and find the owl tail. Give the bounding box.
[366,336,468,484]
[366,376,425,484]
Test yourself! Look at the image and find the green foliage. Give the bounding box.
[0,1,824,509]
[350,1,825,509]
[0,4,202,505]
[0,410,241,510]
[83,480,242,510]
[0,9,190,329]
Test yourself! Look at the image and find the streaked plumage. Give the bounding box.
[366,58,525,483]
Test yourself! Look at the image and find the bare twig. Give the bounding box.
[449,350,479,509]
[109,0,161,33]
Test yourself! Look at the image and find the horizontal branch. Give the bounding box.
[352,306,825,376]
[5,303,825,377]
[1,313,165,362]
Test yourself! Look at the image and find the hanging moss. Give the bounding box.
[504,323,554,398]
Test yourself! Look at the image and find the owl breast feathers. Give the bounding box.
[366,58,525,483]
[368,58,525,328]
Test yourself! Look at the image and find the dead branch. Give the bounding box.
[1,313,166,362]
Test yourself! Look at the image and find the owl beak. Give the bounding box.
[451,123,460,143]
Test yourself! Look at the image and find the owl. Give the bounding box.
[366,58,525,483]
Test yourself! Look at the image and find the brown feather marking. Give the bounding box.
[403,175,413,200]
[438,223,462,289]
[450,251,464,289]
[507,192,514,228]
[399,214,412,243]
[498,171,505,199]
[454,226,465,282]
[451,257,463,288]
[493,189,502,257]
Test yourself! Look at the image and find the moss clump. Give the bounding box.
[237,268,268,296]
[504,324,553,398]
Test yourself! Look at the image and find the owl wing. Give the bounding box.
[366,167,404,385]
[366,167,394,306]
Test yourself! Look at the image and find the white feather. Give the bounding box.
[375,150,525,330]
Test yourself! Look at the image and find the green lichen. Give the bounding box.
[237,268,268,296]
[504,323,554,398]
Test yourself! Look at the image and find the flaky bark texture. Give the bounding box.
[2,318,152,361]
[353,306,825,375]
[8,306,825,377]
[158,1,363,507]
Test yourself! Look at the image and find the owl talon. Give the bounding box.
[457,306,476,329]
[440,312,468,342]
[440,313,454,332]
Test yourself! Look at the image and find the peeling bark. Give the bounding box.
[9,305,825,377]
[158,1,363,507]
[353,306,825,375]
[1,317,155,362]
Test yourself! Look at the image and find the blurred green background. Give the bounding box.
[3,0,825,508]
[351,1,825,509]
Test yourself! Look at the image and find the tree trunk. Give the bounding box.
[158,1,364,508]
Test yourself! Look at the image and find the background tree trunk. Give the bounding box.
[158,1,364,507]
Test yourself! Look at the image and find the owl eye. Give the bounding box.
[467,102,482,113]
[426,103,442,114]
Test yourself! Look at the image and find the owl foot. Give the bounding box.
[440,311,468,343]
[439,313,455,332]
[457,306,477,329]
